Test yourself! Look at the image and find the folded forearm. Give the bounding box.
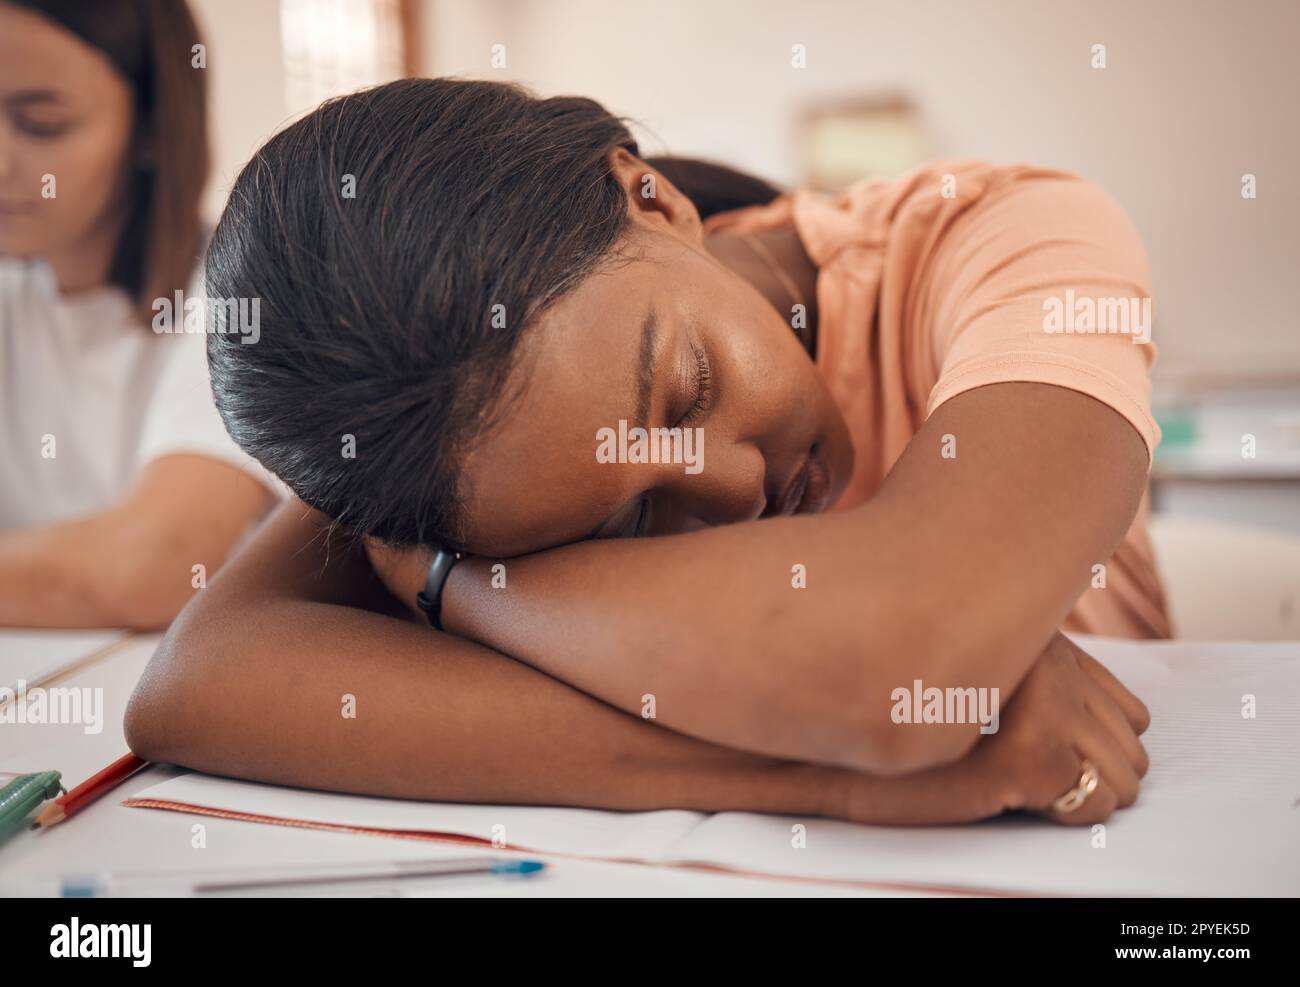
[441,506,986,774]
[127,598,845,815]
[130,500,1016,825]
[130,597,1025,826]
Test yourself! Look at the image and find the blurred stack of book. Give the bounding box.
[1152,381,1300,533]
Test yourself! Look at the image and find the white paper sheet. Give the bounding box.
[0,629,125,694]
[128,774,705,862]
[125,635,1300,895]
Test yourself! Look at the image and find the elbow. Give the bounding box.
[123,624,203,764]
[812,699,981,776]
[123,671,172,764]
[799,689,982,777]
[833,616,1031,776]
[122,688,161,763]
[124,568,265,770]
[857,718,982,776]
[819,654,989,776]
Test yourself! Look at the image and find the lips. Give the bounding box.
[768,446,832,517]
[796,453,831,513]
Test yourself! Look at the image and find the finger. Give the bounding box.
[1019,741,1086,815]
[1076,723,1142,808]
[1082,682,1150,779]
[1039,776,1119,826]
[1034,749,1118,827]
[1074,649,1151,734]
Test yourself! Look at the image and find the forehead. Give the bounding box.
[0,6,129,103]
[458,235,702,556]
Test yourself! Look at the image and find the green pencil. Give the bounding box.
[0,772,63,844]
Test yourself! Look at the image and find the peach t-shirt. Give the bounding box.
[703,160,1172,639]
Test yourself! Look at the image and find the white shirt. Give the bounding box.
[0,258,268,528]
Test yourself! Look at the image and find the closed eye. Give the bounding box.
[14,114,70,138]
[673,341,711,428]
[593,331,709,542]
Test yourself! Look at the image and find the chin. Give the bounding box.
[0,229,44,254]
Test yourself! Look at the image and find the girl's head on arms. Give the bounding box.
[206,77,853,558]
[0,0,208,313]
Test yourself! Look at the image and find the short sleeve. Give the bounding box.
[134,329,254,469]
[920,174,1161,463]
[134,272,277,492]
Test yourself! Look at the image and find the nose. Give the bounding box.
[659,440,768,528]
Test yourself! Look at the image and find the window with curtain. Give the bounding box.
[279,0,417,117]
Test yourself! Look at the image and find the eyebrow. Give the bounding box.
[633,304,658,432]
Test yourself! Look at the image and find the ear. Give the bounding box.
[605,147,703,240]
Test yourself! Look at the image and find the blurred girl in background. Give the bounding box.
[0,0,273,629]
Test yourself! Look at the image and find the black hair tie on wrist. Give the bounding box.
[415,548,463,631]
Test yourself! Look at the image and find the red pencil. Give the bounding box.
[32,752,149,829]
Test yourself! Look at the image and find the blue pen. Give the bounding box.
[26,858,546,896]
[191,858,546,894]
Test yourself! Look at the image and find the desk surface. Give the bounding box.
[0,632,907,897]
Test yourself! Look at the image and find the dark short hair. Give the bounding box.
[16,0,209,322]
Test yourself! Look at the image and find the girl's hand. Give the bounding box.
[836,633,1151,827]
[954,632,1150,825]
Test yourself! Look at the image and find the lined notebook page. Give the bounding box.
[671,636,1300,894]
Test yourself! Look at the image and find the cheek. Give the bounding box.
[33,118,135,243]
[725,303,813,412]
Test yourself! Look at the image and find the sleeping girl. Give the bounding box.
[126,77,1156,827]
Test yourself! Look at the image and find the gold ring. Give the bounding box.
[1051,760,1100,813]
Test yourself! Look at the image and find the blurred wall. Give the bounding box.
[421,0,1300,381]
[189,0,290,225]
[186,0,1300,382]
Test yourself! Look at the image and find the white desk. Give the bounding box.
[0,633,907,897]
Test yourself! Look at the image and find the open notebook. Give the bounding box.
[125,636,1300,896]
